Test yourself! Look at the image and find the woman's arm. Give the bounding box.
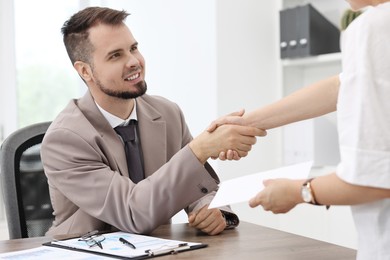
[208,74,340,132]
[248,173,390,213]
[244,75,340,130]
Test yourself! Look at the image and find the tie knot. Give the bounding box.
[115,121,137,142]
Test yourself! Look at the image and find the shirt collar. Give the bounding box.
[95,100,138,128]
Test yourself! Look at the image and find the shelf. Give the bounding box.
[281,52,341,67]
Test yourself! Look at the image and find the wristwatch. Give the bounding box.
[220,211,239,229]
[301,178,319,205]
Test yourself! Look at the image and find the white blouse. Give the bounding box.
[336,2,390,259]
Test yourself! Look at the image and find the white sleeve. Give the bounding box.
[336,8,390,189]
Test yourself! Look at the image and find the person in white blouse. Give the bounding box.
[208,0,390,259]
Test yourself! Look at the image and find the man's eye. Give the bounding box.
[110,53,121,59]
[130,46,138,52]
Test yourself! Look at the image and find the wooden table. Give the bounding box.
[0,222,356,259]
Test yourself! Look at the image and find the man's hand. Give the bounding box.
[189,124,265,164]
[206,109,267,161]
[248,179,303,214]
[188,205,226,235]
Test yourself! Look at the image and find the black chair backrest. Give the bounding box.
[0,121,53,239]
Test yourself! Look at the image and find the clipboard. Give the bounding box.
[43,231,207,259]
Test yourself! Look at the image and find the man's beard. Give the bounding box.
[96,78,147,99]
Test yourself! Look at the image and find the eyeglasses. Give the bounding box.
[78,230,105,249]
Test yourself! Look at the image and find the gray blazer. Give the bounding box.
[41,91,236,236]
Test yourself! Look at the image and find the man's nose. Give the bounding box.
[125,53,140,68]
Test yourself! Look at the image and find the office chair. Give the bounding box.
[0,121,54,239]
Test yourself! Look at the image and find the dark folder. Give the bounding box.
[280,7,296,59]
[280,4,340,59]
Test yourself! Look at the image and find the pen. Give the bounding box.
[119,237,136,249]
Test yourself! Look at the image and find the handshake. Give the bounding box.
[189,109,266,164]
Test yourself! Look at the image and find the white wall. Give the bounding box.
[215,0,283,226]
[0,0,18,140]
[0,0,17,239]
[215,0,281,179]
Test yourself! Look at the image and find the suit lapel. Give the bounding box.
[78,91,130,177]
[136,97,167,178]
[77,92,167,179]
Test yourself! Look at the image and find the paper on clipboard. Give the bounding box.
[45,231,206,259]
[209,161,313,209]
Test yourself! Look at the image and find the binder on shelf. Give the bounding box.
[280,7,296,59]
[279,4,340,59]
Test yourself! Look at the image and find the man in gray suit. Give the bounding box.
[41,6,264,236]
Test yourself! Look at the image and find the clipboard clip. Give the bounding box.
[145,243,190,256]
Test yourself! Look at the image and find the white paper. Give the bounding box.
[0,232,202,260]
[0,246,112,259]
[51,231,201,258]
[209,161,313,209]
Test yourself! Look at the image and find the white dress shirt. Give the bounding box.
[95,100,138,128]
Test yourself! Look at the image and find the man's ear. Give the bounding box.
[74,61,93,82]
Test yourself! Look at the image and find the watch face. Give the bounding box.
[301,186,312,203]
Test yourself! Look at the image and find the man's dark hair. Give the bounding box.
[61,7,129,65]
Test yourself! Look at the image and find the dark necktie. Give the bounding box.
[114,120,144,183]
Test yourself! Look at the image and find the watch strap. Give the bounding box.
[302,178,330,209]
[303,178,320,205]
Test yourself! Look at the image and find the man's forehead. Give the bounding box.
[88,23,136,48]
